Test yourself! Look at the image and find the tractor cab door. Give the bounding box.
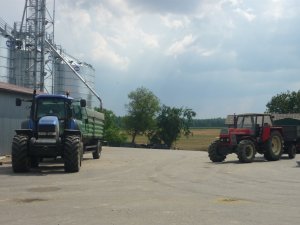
[261,115,273,142]
[70,102,87,135]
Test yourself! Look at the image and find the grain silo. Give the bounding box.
[53,53,96,108]
[0,33,11,83]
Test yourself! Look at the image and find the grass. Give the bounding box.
[131,128,221,151]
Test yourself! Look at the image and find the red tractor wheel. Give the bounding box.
[264,131,283,161]
[237,139,256,163]
[208,140,226,162]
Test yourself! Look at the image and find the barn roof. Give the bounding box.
[0,82,42,95]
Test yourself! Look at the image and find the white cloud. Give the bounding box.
[139,31,159,48]
[2,0,300,118]
[263,0,292,20]
[166,34,196,57]
[161,15,190,29]
[197,48,217,57]
[90,33,129,70]
[235,8,256,22]
[94,4,114,24]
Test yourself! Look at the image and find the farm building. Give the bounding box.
[0,82,34,155]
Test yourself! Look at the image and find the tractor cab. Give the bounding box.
[223,114,275,145]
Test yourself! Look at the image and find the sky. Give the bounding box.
[1,0,300,118]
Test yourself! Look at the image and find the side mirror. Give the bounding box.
[16,98,22,106]
[80,99,86,107]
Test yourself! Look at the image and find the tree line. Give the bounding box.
[190,118,225,128]
[99,88,300,148]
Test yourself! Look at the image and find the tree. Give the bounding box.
[124,87,160,143]
[266,90,300,113]
[101,109,127,146]
[152,105,196,147]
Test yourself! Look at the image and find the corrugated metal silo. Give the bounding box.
[54,58,96,108]
[0,35,10,83]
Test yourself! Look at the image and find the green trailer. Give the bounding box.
[273,113,300,158]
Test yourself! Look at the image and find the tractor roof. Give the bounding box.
[225,113,272,125]
[236,113,272,117]
[35,94,74,100]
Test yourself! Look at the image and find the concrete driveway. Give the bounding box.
[0,147,299,225]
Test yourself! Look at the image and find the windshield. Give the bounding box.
[237,115,254,128]
[36,98,66,119]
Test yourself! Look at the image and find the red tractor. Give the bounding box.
[208,113,285,163]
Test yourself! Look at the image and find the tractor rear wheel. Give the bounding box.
[237,140,256,163]
[208,140,226,162]
[64,136,82,172]
[12,135,30,173]
[264,131,283,161]
[287,144,296,159]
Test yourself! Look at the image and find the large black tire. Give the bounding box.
[237,140,256,163]
[92,141,102,159]
[287,144,296,159]
[64,136,82,173]
[208,140,226,162]
[264,131,283,161]
[12,135,30,173]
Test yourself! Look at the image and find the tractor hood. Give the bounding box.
[38,116,60,140]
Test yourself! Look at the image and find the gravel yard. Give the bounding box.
[0,147,299,225]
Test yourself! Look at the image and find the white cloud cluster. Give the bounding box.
[90,33,130,70]
[166,34,196,57]
[1,0,300,117]
[161,15,190,29]
[234,8,256,22]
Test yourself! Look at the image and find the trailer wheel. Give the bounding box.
[287,144,296,159]
[237,140,256,163]
[64,136,81,172]
[92,141,102,159]
[264,131,283,161]
[208,140,226,162]
[12,135,30,173]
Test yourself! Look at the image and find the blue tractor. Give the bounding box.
[12,91,104,173]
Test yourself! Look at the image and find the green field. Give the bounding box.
[133,128,221,151]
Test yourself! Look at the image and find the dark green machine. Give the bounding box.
[12,92,104,173]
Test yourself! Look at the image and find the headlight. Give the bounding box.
[38,132,56,136]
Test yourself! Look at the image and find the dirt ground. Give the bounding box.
[0,147,300,225]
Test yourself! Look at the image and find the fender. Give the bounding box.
[65,129,81,136]
[262,126,271,142]
[15,129,33,136]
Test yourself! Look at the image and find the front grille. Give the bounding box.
[39,124,55,132]
[38,125,56,138]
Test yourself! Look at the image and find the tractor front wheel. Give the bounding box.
[12,135,30,173]
[64,136,82,172]
[237,140,256,163]
[264,131,283,161]
[208,140,226,162]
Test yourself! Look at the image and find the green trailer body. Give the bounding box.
[272,114,300,155]
[80,108,104,141]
